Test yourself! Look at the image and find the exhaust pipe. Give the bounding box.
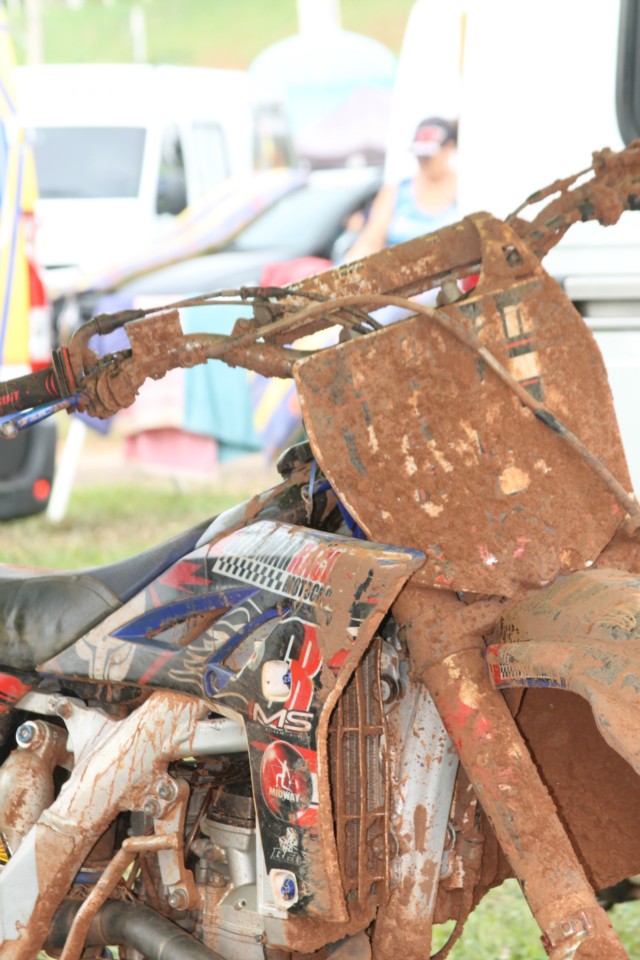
[47,900,224,960]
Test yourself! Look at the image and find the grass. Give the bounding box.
[2,483,213,568]
[1,477,261,568]
[429,880,640,958]
[1,414,279,568]
[8,0,417,69]
[432,882,545,959]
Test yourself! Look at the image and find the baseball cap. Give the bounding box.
[411,117,457,157]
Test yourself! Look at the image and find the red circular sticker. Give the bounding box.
[260,740,313,823]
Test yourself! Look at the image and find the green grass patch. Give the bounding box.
[431,879,640,958]
[8,0,416,68]
[432,881,547,959]
[1,481,253,569]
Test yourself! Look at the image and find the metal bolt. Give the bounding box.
[16,722,36,747]
[142,797,161,818]
[156,778,178,802]
[380,675,400,704]
[202,841,216,861]
[55,699,72,719]
[233,898,247,911]
[370,834,386,858]
[167,887,189,910]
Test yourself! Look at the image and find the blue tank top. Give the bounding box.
[386,178,458,246]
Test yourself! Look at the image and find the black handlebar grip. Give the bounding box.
[0,367,61,415]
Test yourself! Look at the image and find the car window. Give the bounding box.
[231,181,375,252]
[617,0,640,142]
[252,104,296,170]
[30,126,146,199]
[156,124,187,215]
[191,122,229,198]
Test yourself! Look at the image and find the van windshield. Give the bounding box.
[30,126,146,199]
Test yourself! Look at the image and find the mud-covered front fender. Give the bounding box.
[487,568,640,774]
[486,568,640,891]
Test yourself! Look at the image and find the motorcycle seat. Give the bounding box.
[0,518,212,671]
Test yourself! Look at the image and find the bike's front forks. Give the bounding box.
[395,586,628,960]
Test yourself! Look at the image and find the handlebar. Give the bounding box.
[0,346,80,433]
[2,142,640,433]
[0,366,61,415]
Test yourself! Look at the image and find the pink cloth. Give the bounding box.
[124,429,219,476]
[260,256,333,286]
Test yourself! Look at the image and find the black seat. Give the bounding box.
[0,518,212,671]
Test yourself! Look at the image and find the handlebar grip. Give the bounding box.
[0,367,61,415]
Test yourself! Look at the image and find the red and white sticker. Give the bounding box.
[260,740,314,823]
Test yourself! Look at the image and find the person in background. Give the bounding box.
[345,116,458,260]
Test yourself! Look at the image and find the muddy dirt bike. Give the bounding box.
[0,144,639,960]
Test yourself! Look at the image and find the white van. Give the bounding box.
[15,64,293,289]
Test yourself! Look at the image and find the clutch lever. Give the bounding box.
[0,393,84,438]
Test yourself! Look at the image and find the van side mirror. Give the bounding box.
[156,171,187,216]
